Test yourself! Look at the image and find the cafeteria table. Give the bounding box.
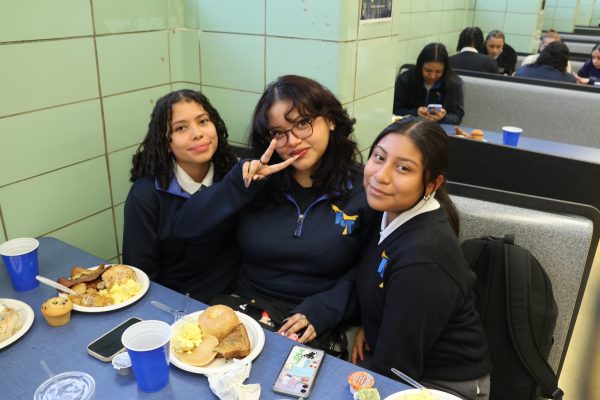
[0,237,409,399]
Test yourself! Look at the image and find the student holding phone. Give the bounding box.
[393,43,464,125]
[352,118,491,399]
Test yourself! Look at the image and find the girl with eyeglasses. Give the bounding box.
[175,75,379,351]
[351,119,491,399]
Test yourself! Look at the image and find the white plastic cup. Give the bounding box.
[502,126,523,146]
[121,320,171,392]
[0,238,39,291]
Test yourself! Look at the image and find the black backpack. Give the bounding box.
[461,235,563,400]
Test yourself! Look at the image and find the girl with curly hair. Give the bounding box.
[123,89,240,302]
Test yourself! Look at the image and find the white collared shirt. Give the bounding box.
[460,46,479,53]
[174,162,214,195]
[378,196,441,244]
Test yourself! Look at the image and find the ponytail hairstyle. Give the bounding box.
[456,26,485,52]
[368,117,460,235]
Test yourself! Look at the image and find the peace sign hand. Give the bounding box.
[242,138,298,188]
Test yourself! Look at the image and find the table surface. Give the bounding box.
[0,237,409,399]
[440,124,600,165]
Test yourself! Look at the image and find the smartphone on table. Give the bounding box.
[272,345,325,398]
[87,317,142,362]
[427,103,442,114]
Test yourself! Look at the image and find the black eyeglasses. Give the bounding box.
[269,119,314,148]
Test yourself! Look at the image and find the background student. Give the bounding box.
[449,27,498,74]
[393,43,464,125]
[576,43,600,85]
[516,42,577,84]
[483,29,517,75]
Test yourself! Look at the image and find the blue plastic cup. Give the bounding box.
[502,126,523,146]
[0,238,39,291]
[122,320,171,392]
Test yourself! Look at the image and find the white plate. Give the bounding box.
[384,388,462,400]
[169,310,265,375]
[0,299,34,349]
[59,265,150,313]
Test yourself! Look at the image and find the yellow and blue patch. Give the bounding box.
[377,250,388,288]
[331,204,358,235]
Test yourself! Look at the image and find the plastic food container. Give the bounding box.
[348,371,375,394]
[33,371,95,400]
[112,351,132,376]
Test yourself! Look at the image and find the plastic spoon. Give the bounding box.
[40,360,58,386]
[36,275,77,296]
[391,368,427,390]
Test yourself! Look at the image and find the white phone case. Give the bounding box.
[272,345,325,398]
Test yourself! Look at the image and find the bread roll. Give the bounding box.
[470,129,484,141]
[198,305,239,340]
[0,305,21,341]
[101,265,136,288]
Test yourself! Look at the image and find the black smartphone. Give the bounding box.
[87,317,142,362]
[272,345,325,398]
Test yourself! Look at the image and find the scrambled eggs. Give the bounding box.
[98,279,141,304]
[172,321,203,354]
[399,390,436,400]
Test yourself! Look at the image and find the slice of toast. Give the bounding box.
[214,323,251,359]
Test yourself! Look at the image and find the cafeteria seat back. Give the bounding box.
[448,182,600,377]
[459,72,600,148]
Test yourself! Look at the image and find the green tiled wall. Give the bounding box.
[473,0,543,53]
[543,0,579,32]
[575,0,596,26]
[594,2,600,26]
[0,0,200,261]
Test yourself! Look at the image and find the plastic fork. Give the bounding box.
[391,368,427,390]
[151,300,186,321]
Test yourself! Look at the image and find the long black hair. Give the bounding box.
[130,89,237,188]
[367,117,460,235]
[396,43,462,112]
[249,75,361,207]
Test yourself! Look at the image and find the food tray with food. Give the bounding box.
[170,305,265,375]
[0,299,34,349]
[384,388,462,400]
[57,264,149,313]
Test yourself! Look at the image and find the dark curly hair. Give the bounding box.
[368,117,460,235]
[535,41,570,72]
[249,75,361,207]
[130,89,237,188]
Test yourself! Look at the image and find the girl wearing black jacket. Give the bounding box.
[352,118,491,399]
[393,43,464,125]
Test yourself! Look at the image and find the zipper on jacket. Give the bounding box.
[286,193,328,238]
[294,214,304,237]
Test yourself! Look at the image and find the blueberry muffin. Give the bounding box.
[41,297,73,327]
